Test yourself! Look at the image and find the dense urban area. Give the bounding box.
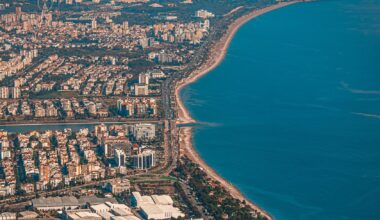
[0,0,284,219]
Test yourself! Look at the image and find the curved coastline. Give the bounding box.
[175,1,301,124]
[175,1,302,219]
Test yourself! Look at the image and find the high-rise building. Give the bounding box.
[11,87,21,99]
[138,73,150,85]
[87,102,97,116]
[94,124,108,139]
[114,148,126,167]
[203,19,210,30]
[132,150,155,170]
[0,140,11,160]
[123,21,129,30]
[195,9,215,19]
[0,87,9,99]
[40,2,53,27]
[117,99,135,116]
[92,18,97,30]
[15,6,22,21]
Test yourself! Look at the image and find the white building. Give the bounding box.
[195,9,215,19]
[11,87,21,99]
[106,179,130,195]
[65,209,102,220]
[32,196,80,211]
[90,203,111,214]
[151,195,174,206]
[148,69,165,79]
[132,124,156,140]
[111,216,140,220]
[114,148,126,167]
[131,192,155,208]
[0,212,16,220]
[0,87,9,99]
[138,73,150,85]
[131,192,184,220]
[140,204,185,220]
[132,150,155,170]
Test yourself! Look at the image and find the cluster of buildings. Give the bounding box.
[0,5,211,96]
[0,5,211,51]
[58,98,109,119]
[116,98,158,117]
[0,54,60,96]
[27,191,185,220]
[32,195,136,219]
[16,128,106,192]
[0,211,38,220]
[0,1,233,219]
[0,98,110,120]
[148,50,184,64]
[0,96,160,121]
[63,63,129,96]
[0,130,16,197]
[195,9,215,19]
[0,86,21,99]
[0,123,159,196]
[131,192,185,220]
[96,123,157,170]
[0,4,214,124]
[0,49,38,81]
[2,54,165,99]
[150,20,210,45]
[24,54,59,88]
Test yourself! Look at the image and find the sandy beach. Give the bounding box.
[175,1,301,219]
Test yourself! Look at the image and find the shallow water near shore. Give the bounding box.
[181,0,380,219]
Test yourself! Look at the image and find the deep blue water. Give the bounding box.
[181,0,380,220]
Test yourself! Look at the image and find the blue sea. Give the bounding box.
[181,0,380,219]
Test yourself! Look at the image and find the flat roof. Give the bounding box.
[91,203,110,211]
[151,195,173,205]
[140,204,163,215]
[78,195,118,205]
[32,196,79,207]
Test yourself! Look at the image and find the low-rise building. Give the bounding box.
[64,209,102,220]
[32,196,80,211]
[106,179,131,195]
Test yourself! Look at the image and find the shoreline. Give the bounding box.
[175,1,301,219]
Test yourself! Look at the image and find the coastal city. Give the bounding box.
[0,0,305,219]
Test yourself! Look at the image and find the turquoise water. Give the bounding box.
[181,0,380,220]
